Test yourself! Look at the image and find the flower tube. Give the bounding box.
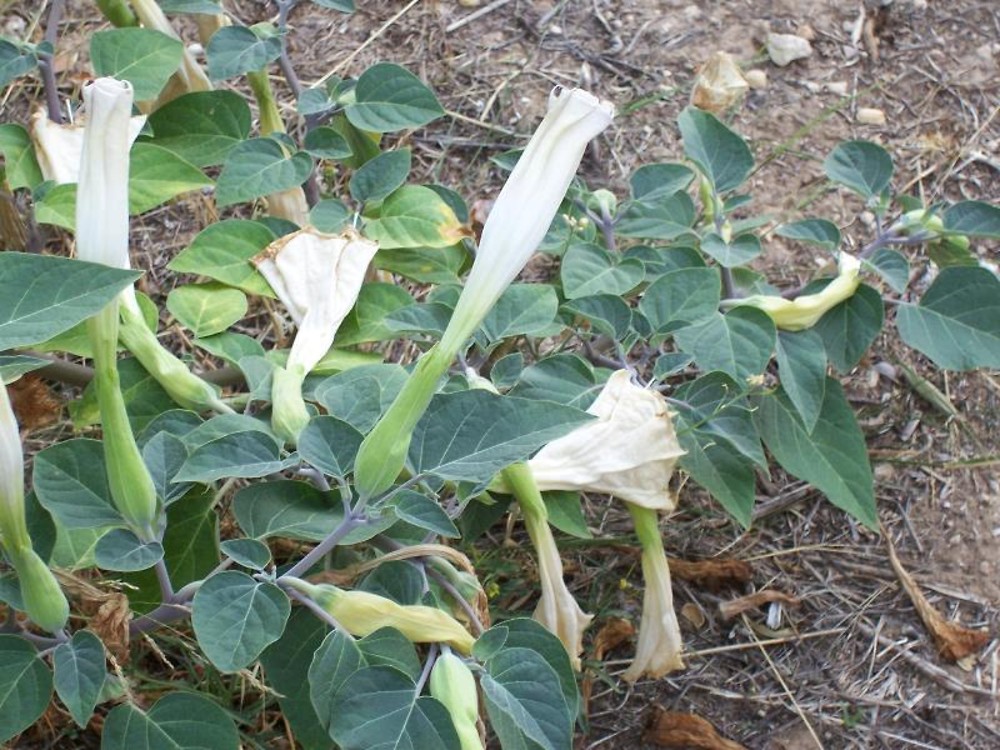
[0,382,69,633]
[77,78,160,540]
[253,228,379,443]
[353,87,615,500]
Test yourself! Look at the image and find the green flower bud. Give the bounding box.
[430,652,484,750]
[10,548,69,634]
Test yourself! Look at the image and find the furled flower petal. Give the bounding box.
[131,0,212,106]
[30,109,145,186]
[735,252,861,331]
[527,370,685,510]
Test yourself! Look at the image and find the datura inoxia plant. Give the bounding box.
[0,2,998,748]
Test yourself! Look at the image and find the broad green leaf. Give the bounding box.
[813,284,883,372]
[561,294,633,340]
[261,609,331,750]
[53,630,107,727]
[629,162,695,201]
[386,490,459,538]
[312,0,355,10]
[755,379,877,529]
[308,628,365,733]
[169,219,275,296]
[298,416,364,478]
[675,372,766,468]
[33,182,77,230]
[943,200,1000,238]
[865,248,909,294]
[896,267,1000,370]
[335,283,415,345]
[374,244,468,285]
[0,636,52,744]
[90,29,184,100]
[328,666,460,750]
[775,219,841,250]
[678,107,753,193]
[409,390,592,482]
[481,647,573,750]
[509,353,606,409]
[166,283,247,337]
[364,185,467,249]
[638,267,721,334]
[674,307,776,381]
[358,562,424,605]
[192,571,290,672]
[624,244,704,280]
[479,283,560,342]
[147,91,251,166]
[615,192,697,240]
[72,357,177,433]
[101,692,239,750]
[0,123,43,189]
[357,627,421,677]
[0,254,138,350]
[313,364,408,432]
[94,529,164,572]
[215,137,312,207]
[0,38,38,89]
[194,331,265,365]
[303,127,353,160]
[700,232,762,267]
[824,140,893,199]
[345,63,444,133]
[676,418,756,527]
[220,539,271,570]
[206,24,282,81]
[158,0,224,13]
[33,439,122,530]
[310,198,351,233]
[561,243,644,299]
[543,491,592,539]
[349,149,411,203]
[0,355,49,384]
[775,330,826,432]
[176,430,292,482]
[129,142,213,213]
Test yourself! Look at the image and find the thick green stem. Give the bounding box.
[88,303,159,540]
[247,69,285,136]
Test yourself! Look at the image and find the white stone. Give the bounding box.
[767,33,813,66]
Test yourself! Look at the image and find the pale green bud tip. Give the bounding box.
[270,365,310,444]
[11,548,69,634]
[430,652,485,750]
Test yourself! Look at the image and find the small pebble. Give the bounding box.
[767,33,813,66]
[744,69,768,88]
[857,107,887,125]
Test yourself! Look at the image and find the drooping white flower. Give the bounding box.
[30,108,145,186]
[527,370,685,510]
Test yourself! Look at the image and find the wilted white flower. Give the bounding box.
[30,109,144,186]
[691,51,749,114]
[527,370,685,510]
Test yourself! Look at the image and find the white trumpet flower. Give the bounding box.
[254,228,379,442]
[30,109,145,186]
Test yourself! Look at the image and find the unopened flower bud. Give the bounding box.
[430,652,485,750]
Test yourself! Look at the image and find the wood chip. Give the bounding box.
[718,590,801,621]
[644,708,747,749]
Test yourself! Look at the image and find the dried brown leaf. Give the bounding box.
[680,602,707,629]
[668,558,753,591]
[9,375,61,429]
[592,617,635,661]
[644,707,747,749]
[92,592,132,664]
[718,590,801,621]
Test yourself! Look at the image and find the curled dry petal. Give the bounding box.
[691,52,749,114]
[528,370,685,510]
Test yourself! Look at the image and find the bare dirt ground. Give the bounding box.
[4,0,999,748]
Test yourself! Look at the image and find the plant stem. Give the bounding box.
[37,0,66,123]
[285,586,350,633]
[153,558,174,601]
[280,510,370,580]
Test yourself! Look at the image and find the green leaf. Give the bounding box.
[700,232,762,267]
[261,609,331,750]
[676,419,756,527]
[90,28,184,100]
[775,330,826,432]
[33,439,122,530]
[194,331,265,365]
[183,413,275,449]
[206,24,282,81]
[33,182,76,229]
[561,295,633,340]
[147,91,251,167]
[169,219,275,296]
[943,200,1000,238]
[824,141,893,199]
[674,307,776,381]
[310,198,351,233]
[53,630,107,728]
[349,149,411,203]
[776,219,841,251]
[615,192,697,240]
[561,243,644,299]
[481,647,573,750]
[0,123,43,189]
[308,628,365,733]
[629,162,695,201]
[813,284,883,372]
[0,39,38,89]
[865,248,909,294]
[313,363,408,432]
[176,430,293,482]
[386,490,459,538]
[544,492,591,539]
[166,283,247,337]
[192,571,290,673]
[220,539,271,570]
[755,379,877,529]
[896,267,1000,370]
[0,253,139,350]
[101,692,239,750]
[158,0,224,13]
[335,283,415,346]
[509,354,605,409]
[215,137,312,207]
[409,390,592,482]
[479,284,560,343]
[328,666,460,750]
[345,63,444,133]
[73,357,176,433]
[374,244,468,285]
[298,416,364,478]
[128,142,213,213]
[675,372,765,468]
[94,529,164,572]
[678,107,753,194]
[0,636,52,744]
[303,126,353,160]
[638,267,721,334]
[364,185,467,249]
[357,627,421,677]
